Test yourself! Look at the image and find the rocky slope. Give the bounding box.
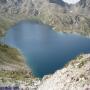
[0,0,90,36]
[37,54,90,90]
[0,44,29,71]
[0,0,89,36]
[0,44,41,89]
[0,0,90,89]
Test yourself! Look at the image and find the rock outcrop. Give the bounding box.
[38,54,90,90]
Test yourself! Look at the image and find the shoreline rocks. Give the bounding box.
[37,54,90,90]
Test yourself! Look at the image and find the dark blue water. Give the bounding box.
[5,21,90,77]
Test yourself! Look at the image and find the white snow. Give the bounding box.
[63,0,80,4]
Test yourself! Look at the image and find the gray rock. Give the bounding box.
[37,54,90,90]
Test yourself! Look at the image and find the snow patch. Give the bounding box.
[63,0,80,4]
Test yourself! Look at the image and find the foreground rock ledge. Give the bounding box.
[38,54,90,90]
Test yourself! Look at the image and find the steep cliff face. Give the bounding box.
[38,54,90,90]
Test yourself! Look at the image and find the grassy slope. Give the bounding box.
[0,44,34,81]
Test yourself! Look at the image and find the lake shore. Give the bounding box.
[0,13,90,38]
[0,0,90,89]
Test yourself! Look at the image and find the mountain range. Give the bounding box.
[0,0,90,36]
